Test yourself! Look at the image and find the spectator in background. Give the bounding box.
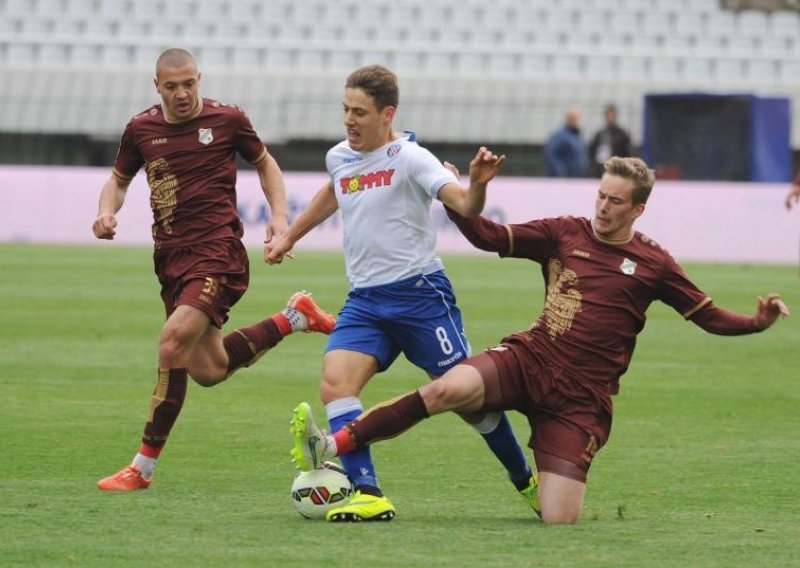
[588,104,635,177]
[784,169,800,210]
[544,107,587,178]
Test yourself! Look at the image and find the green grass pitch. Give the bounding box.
[1,243,799,567]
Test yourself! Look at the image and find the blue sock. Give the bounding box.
[477,412,532,491]
[326,397,380,493]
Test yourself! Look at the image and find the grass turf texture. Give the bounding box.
[1,243,798,567]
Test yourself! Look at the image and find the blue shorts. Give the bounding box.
[326,270,471,377]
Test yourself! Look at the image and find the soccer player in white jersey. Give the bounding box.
[266,65,536,522]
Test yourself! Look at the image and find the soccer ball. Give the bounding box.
[291,461,353,520]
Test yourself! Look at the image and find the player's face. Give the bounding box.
[155,63,201,122]
[593,173,645,241]
[342,88,395,152]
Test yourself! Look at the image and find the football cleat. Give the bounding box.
[290,402,329,471]
[286,291,336,334]
[519,473,541,519]
[97,464,152,491]
[325,490,396,522]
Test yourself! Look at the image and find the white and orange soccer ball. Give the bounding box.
[291,461,353,519]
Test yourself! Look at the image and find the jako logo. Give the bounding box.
[339,169,395,194]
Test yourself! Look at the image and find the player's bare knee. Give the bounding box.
[419,380,453,413]
[189,368,226,387]
[158,327,189,362]
[319,373,355,402]
[541,509,580,525]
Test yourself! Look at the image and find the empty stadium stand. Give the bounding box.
[1,0,799,154]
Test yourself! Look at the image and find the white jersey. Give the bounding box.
[326,132,457,288]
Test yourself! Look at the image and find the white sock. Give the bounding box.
[132,453,156,479]
[324,434,338,459]
[469,411,502,434]
[282,307,309,332]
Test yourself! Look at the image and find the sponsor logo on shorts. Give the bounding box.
[581,435,599,465]
[436,350,464,368]
[199,276,219,305]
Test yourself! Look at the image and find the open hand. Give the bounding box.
[754,293,789,329]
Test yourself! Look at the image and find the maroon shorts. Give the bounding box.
[154,237,249,328]
[463,341,613,483]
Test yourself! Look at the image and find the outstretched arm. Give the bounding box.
[437,146,506,218]
[92,173,131,240]
[265,182,338,264]
[690,293,789,334]
[444,205,511,254]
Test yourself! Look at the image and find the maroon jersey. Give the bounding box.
[113,98,267,249]
[449,212,761,394]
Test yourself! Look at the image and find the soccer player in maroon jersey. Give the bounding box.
[92,48,336,491]
[289,156,789,524]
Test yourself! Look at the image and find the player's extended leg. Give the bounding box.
[98,305,210,491]
[318,349,396,522]
[189,291,336,386]
[392,271,533,509]
[292,364,487,471]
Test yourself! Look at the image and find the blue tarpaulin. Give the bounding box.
[641,93,791,182]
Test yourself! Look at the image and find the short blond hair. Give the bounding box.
[604,157,655,205]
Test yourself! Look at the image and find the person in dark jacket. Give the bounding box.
[545,107,588,178]
[588,104,634,177]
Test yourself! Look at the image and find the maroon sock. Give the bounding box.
[142,368,188,450]
[223,317,284,374]
[343,390,430,451]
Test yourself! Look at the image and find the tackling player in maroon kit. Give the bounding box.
[93,48,336,491]
[290,156,789,523]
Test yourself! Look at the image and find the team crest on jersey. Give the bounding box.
[198,128,213,145]
[620,257,637,275]
[387,144,402,157]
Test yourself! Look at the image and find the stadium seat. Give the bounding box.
[650,56,681,82]
[779,58,800,85]
[746,58,778,85]
[1,0,800,146]
[584,55,615,79]
[6,0,34,16]
[683,57,713,81]
[736,9,769,38]
[715,57,745,83]
[771,10,800,32]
